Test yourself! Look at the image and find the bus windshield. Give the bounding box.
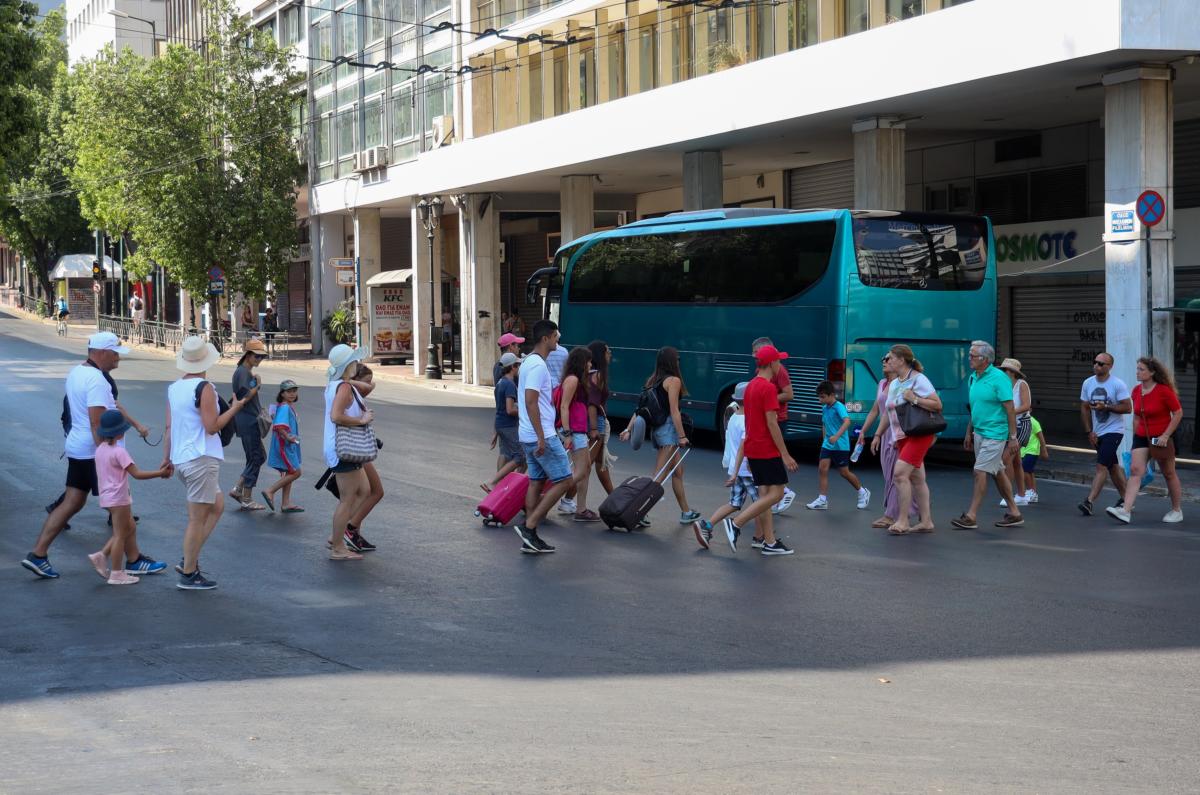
[853,215,988,290]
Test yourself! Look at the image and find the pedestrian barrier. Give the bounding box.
[98,315,303,361]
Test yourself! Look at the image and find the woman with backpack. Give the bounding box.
[621,346,700,525]
[228,339,269,510]
[559,347,598,521]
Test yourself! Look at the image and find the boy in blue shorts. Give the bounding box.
[807,380,870,511]
[692,382,762,549]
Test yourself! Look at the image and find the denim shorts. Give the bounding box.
[728,475,759,509]
[570,432,590,452]
[652,421,678,450]
[596,414,607,435]
[522,436,572,483]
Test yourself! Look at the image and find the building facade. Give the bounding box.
[66,0,166,65]
[301,0,1199,441]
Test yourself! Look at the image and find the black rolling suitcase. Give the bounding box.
[599,448,690,531]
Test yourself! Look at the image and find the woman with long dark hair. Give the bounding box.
[559,346,597,521]
[586,340,616,498]
[622,346,700,524]
[1109,356,1184,524]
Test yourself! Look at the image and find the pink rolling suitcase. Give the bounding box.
[475,471,530,526]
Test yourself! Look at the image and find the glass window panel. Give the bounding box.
[606,26,624,100]
[313,16,333,59]
[392,27,417,69]
[527,58,542,121]
[755,4,773,59]
[638,27,655,92]
[422,14,452,68]
[363,45,386,93]
[316,115,333,164]
[281,5,301,45]
[256,17,276,42]
[845,0,869,34]
[569,222,837,303]
[365,0,386,42]
[309,0,332,24]
[363,96,384,147]
[854,216,988,291]
[886,0,921,21]
[789,0,817,49]
[337,104,357,157]
[553,55,567,115]
[392,82,415,140]
[499,0,517,27]
[476,1,495,27]
[337,7,358,82]
[422,0,450,19]
[579,48,595,107]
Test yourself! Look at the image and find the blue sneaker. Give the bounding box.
[692,519,712,549]
[21,554,59,579]
[679,510,701,524]
[125,555,167,575]
[177,569,217,590]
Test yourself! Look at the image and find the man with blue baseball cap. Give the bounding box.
[22,332,164,579]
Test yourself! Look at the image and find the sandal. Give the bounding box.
[260,490,276,512]
[950,514,978,530]
[887,524,914,535]
[329,548,363,561]
[912,524,935,534]
[574,509,601,522]
[281,506,305,513]
[871,516,896,529]
[239,500,266,511]
[480,483,492,494]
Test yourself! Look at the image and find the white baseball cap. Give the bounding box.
[87,332,129,355]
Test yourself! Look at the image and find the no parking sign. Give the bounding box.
[1136,190,1165,227]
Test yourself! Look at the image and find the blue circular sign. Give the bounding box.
[1136,190,1165,227]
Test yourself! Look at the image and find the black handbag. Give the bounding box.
[895,401,947,437]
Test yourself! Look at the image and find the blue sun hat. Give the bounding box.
[97,409,131,439]
[627,413,647,451]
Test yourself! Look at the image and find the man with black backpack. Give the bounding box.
[22,333,162,579]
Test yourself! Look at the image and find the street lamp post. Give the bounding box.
[416,196,444,379]
[107,9,159,55]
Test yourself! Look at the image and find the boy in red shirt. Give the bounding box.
[752,336,796,514]
[723,345,799,555]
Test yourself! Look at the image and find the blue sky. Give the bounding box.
[38,0,62,15]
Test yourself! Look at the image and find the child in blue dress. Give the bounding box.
[262,379,303,512]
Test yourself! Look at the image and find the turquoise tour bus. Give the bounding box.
[526,208,995,441]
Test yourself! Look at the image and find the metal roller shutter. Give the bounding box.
[1172,269,1200,448]
[274,282,289,330]
[1175,120,1200,209]
[287,262,309,334]
[786,160,854,210]
[1009,282,1105,435]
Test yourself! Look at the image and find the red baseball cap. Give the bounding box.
[754,344,789,366]
[497,333,525,347]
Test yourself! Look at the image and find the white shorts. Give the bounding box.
[177,456,221,504]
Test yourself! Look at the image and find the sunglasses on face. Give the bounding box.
[1093,360,1110,366]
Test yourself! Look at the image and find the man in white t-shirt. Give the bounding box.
[22,333,156,579]
[546,342,568,389]
[1078,351,1132,516]
[514,319,573,554]
[129,293,145,329]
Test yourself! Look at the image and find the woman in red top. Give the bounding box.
[1110,356,1183,524]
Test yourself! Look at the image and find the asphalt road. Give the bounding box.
[2,310,1199,793]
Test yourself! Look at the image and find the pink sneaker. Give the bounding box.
[87,551,109,579]
[107,570,139,586]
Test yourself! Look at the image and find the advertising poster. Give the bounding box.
[371,285,412,357]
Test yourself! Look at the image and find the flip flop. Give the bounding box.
[912,525,935,534]
[871,516,896,529]
[480,483,492,494]
[261,491,276,512]
[239,501,266,511]
[281,506,305,513]
[329,549,363,561]
[887,525,914,535]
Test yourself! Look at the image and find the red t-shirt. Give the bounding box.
[1132,383,1181,438]
[743,376,781,459]
[770,367,791,422]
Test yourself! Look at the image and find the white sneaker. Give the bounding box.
[772,487,796,515]
[557,497,577,515]
[1163,509,1184,523]
[806,497,828,510]
[1106,506,1132,524]
[1011,495,1030,507]
[1025,491,1039,504]
[856,488,871,510]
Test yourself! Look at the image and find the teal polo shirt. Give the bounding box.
[968,365,1013,441]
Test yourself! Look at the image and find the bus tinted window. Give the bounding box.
[854,217,988,290]
[568,221,836,303]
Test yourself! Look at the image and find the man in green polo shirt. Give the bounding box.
[951,340,1024,529]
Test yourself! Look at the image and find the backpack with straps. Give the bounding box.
[636,380,671,428]
[193,380,236,447]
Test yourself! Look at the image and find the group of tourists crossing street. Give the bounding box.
[22,325,1190,583]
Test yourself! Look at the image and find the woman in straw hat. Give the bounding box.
[998,358,1033,508]
[324,344,374,560]
[229,338,270,510]
[162,336,254,590]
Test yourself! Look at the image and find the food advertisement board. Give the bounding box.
[370,284,413,359]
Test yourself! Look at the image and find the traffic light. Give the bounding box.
[92,259,103,281]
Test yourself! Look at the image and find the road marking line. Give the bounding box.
[986,540,1085,553]
[0,468,34,492]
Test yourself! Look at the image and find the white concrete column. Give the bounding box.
[457,194,501,386]
[314,213,347,355]
[411,198,446,376]
[560,175,595,245]
[179,286,189,327]
[683,150,722,211]
[1103,66,1174,403]
[853,116,906,209]
[353,207,381,349]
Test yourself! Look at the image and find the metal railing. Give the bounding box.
[98,315,307,361]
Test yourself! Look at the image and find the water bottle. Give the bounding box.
[849,427,865,463]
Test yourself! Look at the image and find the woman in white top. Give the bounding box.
[873,344,942,535]
[324,345,374,561]
[162,336,252,590]
[999,358,1033,506]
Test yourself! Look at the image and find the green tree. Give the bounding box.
[0,9,93,300]
[65,0,302,306]
[0,0,37,188]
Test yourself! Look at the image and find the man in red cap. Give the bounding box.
[721,344,798,556]
[492,332,525,385]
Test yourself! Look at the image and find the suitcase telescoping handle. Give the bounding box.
[651,446,691,485]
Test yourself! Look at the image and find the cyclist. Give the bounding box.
[55,296,70,334]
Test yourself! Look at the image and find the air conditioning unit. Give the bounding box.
[431,115,454,147]
[354,146,390,172]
